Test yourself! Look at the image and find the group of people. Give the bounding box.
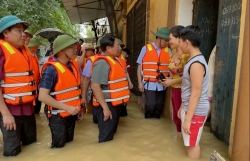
[0,15,133,156]
[137,26,210,159]
[0,14,210,159]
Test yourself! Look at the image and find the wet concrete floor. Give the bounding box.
[0,94,228,161]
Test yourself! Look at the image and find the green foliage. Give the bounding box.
[0,0,81,38]
[86,27,95,38]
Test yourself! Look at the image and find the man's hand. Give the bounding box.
[77,110,84,121]
[82,97,87,109]
[161,77,172,87]
[81,46,86,54]
[138,82,144,92]
[129,82,133,89]
[103,108,112,121]
[65,105,79,115]
[177,104,182,119]
[182,119,191,135]
[3,113,16,130]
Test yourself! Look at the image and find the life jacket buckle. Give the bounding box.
[29,80,36,86]
[32,90,37,95]
[28,70,34,76]
[19,96,23,104]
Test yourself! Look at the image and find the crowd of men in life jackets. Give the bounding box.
[0,15,133,156]
[0,15,209,159]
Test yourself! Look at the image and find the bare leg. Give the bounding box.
[185,145,201,159]
[177,132,183,138]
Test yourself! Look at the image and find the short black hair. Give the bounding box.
[179,25,202,47]
[79,39,84,42]
[122,48,130,55]
[100,34,116,52]
[170,25,184,38]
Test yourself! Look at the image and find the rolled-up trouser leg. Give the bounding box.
[144,89,157,118]
[49,115,67,148]
[0,114,22,156]
[171,88,182,132]
[21,114,37,145]
[96,103,118,142]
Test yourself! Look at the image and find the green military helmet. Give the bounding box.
[0,15,28,33]
[53,35,78,55]
[24,29,33,38]
[153,27,170,39]
[28,36,42,47]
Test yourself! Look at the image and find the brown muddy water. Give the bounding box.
[0,95,228,161]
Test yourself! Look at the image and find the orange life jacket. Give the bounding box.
[42,59,82,118]
[92,56,130,107]
[86,54,100,64]
[118,54,127,70]
[26,46,40,88]
[0,40,35,105]
[142,44,170,82]
[84,54,100,73]
[82,58,88,70]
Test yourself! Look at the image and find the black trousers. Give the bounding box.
[48,114,77,148]
[120,104,128,116]
[92,103,98,123]
[34,96,42,114]
[144,89,166,118]
[95,103,121,142]
[0,114,37,156]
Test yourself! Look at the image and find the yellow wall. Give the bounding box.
[146,0,169,43]
[231,0,249,160]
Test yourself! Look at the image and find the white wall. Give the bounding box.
[177,0,193,26]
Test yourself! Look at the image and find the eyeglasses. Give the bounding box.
[161,38,169,43]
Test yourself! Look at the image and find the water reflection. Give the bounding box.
[0,95,228,161]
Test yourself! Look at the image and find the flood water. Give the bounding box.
[0,95,228,161]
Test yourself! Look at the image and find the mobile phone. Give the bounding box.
[158,72,166,81]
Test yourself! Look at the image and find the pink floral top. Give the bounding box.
[169,49,189,88]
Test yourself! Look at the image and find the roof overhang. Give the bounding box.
[62,0,117,24]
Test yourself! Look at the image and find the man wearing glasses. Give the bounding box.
[91,34,130,142]
[137,27,171,119]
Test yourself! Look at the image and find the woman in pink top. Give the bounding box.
[161,26,189,137]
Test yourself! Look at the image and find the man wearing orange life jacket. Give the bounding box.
[26,35,44,114]
[91,34,130,142]
[78,43,95,70]
[75,43,95,114]
[0,15,37,156]
[76,38,84,56]
[137,27,171,119]
[117,39,133,117]
[39,35,83,148]
[80,36,103,124]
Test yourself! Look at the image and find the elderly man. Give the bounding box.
[0,15,37,156]
[91,34,130,142]
[137,27,171,119]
